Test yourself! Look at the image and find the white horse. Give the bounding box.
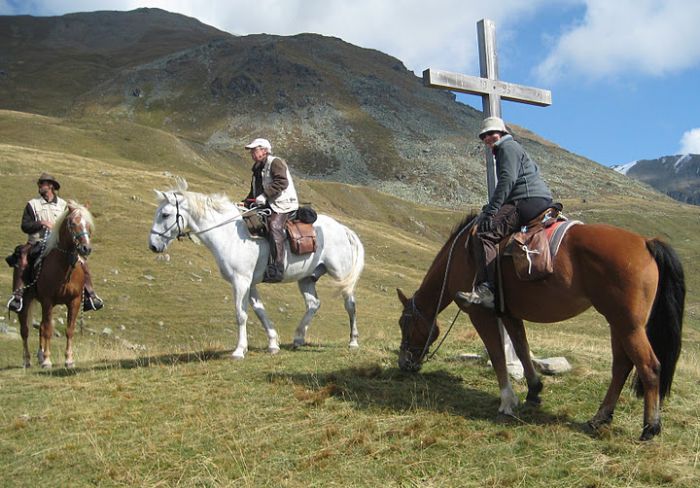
[148,179,365,359]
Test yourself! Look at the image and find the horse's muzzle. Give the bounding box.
[78,245,92,257]
[398,348,423,373]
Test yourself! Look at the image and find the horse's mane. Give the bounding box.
[445,212,479,244]
[42,200,94,257]
[156,178,239,220]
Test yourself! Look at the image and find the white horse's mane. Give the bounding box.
[156,177,239,221]
[42,200,94,257]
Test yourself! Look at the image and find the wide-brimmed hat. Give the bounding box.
[244,138,272,152]
[37,172,60,190]
[478,117,509,139]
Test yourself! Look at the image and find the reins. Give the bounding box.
[411,217,476,363]
[150,193,270,241]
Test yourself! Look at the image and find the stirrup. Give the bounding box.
[7,295,23,313]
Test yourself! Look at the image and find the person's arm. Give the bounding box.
[264,158,290,198]
[482,143,520,215]
[20,203,42,235]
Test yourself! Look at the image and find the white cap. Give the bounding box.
[245,138,272,151]
[478,117,509,139]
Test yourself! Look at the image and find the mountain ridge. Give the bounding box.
[0,8,671,208]
[612,153,700,205]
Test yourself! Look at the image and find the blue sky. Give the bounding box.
[2,0,700,167]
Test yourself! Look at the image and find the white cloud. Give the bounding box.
[535,0,700,83]
[680,128,700,155]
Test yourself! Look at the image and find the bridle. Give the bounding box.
[150,195,189,241]
[399,219,476,366]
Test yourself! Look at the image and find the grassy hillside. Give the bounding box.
[1,110,699,487]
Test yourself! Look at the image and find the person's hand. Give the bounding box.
[477,213,494,233]
[255,194,267,206]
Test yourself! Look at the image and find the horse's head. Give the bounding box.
[149,190,189,253]
[397,288,440,372]
[56,202,94,257]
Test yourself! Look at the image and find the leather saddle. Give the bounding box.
[502,204,581,281]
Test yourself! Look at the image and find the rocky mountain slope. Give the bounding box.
[613,154,700,205]
[0,8,665,208]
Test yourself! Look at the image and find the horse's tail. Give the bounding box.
[334,226,365,297]
[635,239,685,400]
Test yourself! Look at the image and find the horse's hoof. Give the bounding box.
[231,350,246,360]
[65,361,75,369]
[292,340,305,349]
[268,347,280,355]
[41,361,53,369]
[640,422,661,441]
[23,362,31,369]
[348,341,359,349]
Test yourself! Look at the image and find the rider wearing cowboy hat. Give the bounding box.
[242,138,299,282]
[6,173,103,312]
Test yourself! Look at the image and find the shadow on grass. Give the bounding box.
[34,348,234,377]
[269,364,589,434]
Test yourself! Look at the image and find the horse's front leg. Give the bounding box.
[501,316,543,405]
[64,297,81,368]
[470,310,519,416]
[249,285,280,354]
[38,301,54,368]
[19,301,32,368]
[231,279,250,359]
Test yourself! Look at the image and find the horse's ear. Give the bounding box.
[154,189,165,201]
[396,288,409,305]
[175,176,188,192]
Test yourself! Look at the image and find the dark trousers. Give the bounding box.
[471,198,552,285]
[267,212,289,273]
[471,204,519,285]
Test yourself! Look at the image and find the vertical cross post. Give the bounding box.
[423,19,552,378]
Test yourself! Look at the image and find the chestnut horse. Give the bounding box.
[397,215,684,440]
[18,201,94,369]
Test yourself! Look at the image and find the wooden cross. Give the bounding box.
[423,19,552,377]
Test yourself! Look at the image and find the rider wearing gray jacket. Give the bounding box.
[456,117,553,309]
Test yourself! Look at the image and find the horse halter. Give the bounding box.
[150,194,188,241]
[58,209,92,256]
[399,297,438,367]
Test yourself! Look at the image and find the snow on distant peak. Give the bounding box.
[612,160,638,175]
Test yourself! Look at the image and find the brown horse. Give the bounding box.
[397,214,684,440]
[18,201,95,369]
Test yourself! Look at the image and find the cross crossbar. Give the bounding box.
[423,68,551,107]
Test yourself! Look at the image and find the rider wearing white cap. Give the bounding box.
[455,117,553,309]
[243,138,299,282]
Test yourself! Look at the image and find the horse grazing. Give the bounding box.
[18,201,95,369]
[397,215,684,440]
[148,179,365,359]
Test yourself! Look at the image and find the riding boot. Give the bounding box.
[263,212,288,283]
[6,244,30,313]
[80,260,103,311]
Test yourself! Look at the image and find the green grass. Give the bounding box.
[1,110,699,487]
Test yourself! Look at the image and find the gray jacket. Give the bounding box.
[483,134,552,215]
